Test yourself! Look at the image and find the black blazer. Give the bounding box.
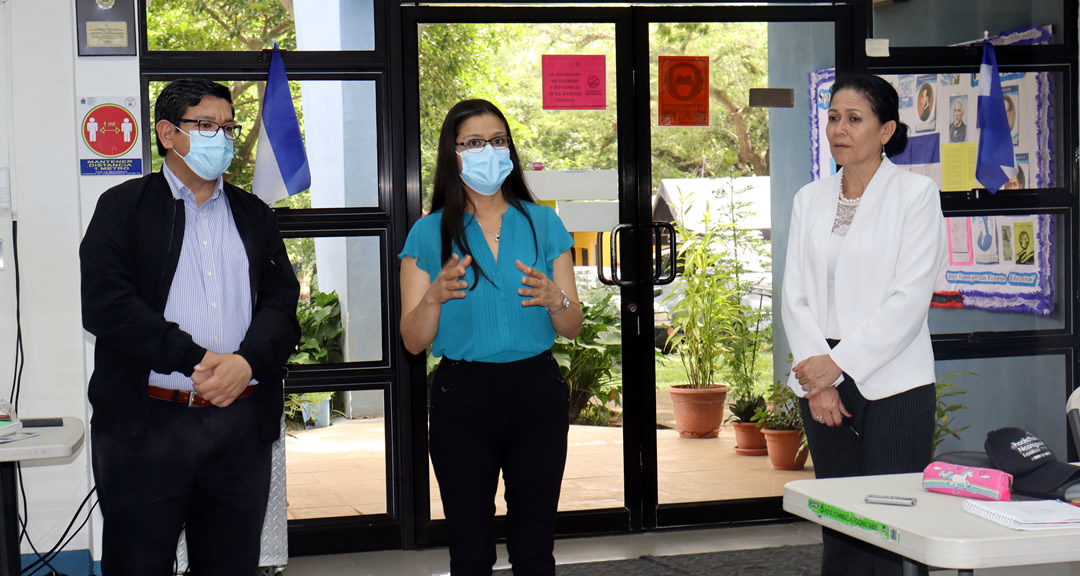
[80,172,300,441]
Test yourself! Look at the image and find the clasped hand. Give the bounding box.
[794,354,850,427]
[192,350,253,407]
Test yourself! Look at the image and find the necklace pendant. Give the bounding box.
[494,234,500,242]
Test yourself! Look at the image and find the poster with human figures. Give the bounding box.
[933,215,1052,316]
[809,26,1053,192]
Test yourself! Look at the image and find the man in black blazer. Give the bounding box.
[80,78,300,575]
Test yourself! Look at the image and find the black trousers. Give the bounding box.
[800,341,936,576]
[92,393,272,576]
[430,351,570,576]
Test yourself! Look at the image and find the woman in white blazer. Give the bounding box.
[782,74,946,576]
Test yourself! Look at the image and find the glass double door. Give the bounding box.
[406,3,845,540]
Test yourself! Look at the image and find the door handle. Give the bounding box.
[596,223,676,287]
[650,222,677,286]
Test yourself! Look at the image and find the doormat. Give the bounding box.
[495,544,822,575]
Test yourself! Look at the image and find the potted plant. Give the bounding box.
[752,377,808,470]
[726,393,767,455]
[665,179,771,439]
[285,391,336,429]
[663,190,741,439]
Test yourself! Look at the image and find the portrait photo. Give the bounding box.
[948,95,968,143]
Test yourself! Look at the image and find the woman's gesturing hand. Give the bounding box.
[516,259,561,310]
[427,254,472,305]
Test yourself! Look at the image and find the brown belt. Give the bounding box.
[147,385,255,407]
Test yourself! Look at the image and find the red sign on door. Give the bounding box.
[82,104,138,157]
[542,55,606,110]
[658,56,709,127]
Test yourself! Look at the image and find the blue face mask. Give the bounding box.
[173,126,234,181]
[458,145,513,196]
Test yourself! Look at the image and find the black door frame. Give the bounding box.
[400,1,857,549]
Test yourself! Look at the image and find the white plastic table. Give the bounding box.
[784,472,1080,575]
[0,417,84,575]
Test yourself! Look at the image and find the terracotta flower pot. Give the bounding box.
[731,421,768,455]
[669,385,729,439]
[762,429,809,470]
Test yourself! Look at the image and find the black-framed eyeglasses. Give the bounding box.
[177,119,243,141]
[455,136,510,153]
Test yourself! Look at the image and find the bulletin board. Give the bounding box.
[807,26,1055,316]
[933,214,1053,316]
[809,25,1054,190]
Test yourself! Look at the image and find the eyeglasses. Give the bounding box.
[177,119,244,141]
[455,136,510,153]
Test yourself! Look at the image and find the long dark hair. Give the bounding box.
[430,99,539,289]
[831,74,909,157]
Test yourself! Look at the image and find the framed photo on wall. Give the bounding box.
[76,0,137,57]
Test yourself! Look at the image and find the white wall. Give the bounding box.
[0,0,141,560]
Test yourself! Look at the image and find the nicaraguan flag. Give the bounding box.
[975,42,1017,194]
[253,43,310,204]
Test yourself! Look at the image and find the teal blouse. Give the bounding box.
[399,202,574,363]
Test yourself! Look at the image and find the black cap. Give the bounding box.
[985,427,1080,499]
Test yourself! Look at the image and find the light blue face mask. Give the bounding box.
[458,145,513,196]
[173,126,234,181]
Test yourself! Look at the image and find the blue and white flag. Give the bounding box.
[253,43,310,204]
[975,42,1017,194]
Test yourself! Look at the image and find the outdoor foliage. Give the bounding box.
[552,289,623,426]
[289,290,344,365]
[417,22,769,209]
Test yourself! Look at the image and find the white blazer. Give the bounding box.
[782,158,946,400]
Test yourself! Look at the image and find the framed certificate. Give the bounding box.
[76,0,137,56]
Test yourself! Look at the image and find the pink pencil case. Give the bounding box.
[922,461,1012,501]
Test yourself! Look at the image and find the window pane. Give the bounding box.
[417,23,619,211]
[933,356,1067,457]
[874,1,1063,46]
[287,235,385,365]
[809,71,1064,191]
[931,214,1063,333]
[146,0,374,51]
[285,388,387,519]
[148,79,380,209]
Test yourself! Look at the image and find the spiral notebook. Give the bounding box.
[963,499,1080,530]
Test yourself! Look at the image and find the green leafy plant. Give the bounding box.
[713,179,772,398]
[289,290,344,365]
[665,199,738,390]
[552,291,623,425]
[933,371,974,455]
[285,290,345,430]
[285,391,336,430]
[726,394,766,424]
[751,377,804,432]
[665,178,771,392]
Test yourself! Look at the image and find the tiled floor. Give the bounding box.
[282,523,1080,576]
[283,391,815,520]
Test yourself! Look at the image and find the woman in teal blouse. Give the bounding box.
[399,99,582,576]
